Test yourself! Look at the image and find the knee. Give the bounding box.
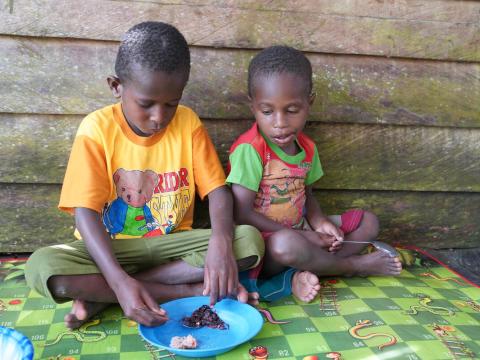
[25,246,55,292]
[25,246,74,299]
[47,275,73,299]
[360,211,379,239]
[268,229,299,265]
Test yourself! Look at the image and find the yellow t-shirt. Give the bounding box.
[59,103,226,239]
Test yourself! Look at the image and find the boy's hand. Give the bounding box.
[203,234,238,306]
[301,230,339,251]
[314,219,344,252]
[114,275,168,326]
[329,238,343,253]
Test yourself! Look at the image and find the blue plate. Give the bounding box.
[0,326,34,360]
[139,296,263,358]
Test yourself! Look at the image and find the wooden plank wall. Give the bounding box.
[0,0,479,251]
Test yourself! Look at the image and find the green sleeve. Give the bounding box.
[226,143,263,192]
[305,145,324,185]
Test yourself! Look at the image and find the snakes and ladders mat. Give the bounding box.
[1,248,480,360]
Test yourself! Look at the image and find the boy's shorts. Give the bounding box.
[240,209,365,302]
[25,225,264,303]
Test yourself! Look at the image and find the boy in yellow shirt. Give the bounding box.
[25,22,263,329]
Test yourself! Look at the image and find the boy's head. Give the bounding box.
[248,45,312,98]
[247,46,315,154]
[108,21,191,137]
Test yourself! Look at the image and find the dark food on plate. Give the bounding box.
[170,334,197,349]
[182,305,228,329]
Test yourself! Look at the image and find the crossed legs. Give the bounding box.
[49,256,257,329]
[262,211,402,282]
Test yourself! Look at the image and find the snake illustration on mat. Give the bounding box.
[404,295,455,316]
[43,319,107,346]
[420,272,465,285]
[257,308,291,324]
[349,320,397,350]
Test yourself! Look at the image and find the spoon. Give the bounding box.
[341,240,399,257]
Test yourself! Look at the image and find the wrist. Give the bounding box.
[311,216,330,231]
[105,269,130,290]
[210,228,233,242]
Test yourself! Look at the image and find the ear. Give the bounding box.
[113,168,125,184]
[309,91,316,106]
[107,75,122,99]
[247,94,255,113]
[145,170,159,188]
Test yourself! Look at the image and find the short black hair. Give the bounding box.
[115,21,190,82]
[248,45,312,97]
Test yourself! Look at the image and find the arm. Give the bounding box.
[75,207,167,326]
[304,186,344,251]
[203,186,240,305]
[231,183,285,233]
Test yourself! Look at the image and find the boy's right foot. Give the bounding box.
[350,251,402,277]
[64,299,110,329]
[292,271,321,303]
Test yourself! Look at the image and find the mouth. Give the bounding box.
[148,127,165,134]
[272,133,295,145]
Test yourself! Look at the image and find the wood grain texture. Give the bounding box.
[0,114,78,184]
[1,37,479,128]
[1,0,479,252]
[308,122,480,192]
[2,185,476,252]
[1,0,479,61]
[199,190,480,248]
[2,116,479,193]
[0,184,75,252]
[315,190,480,249]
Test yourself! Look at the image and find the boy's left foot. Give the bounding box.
[64,299,110,329]
[292,271,321,303]
[236,283,260,306]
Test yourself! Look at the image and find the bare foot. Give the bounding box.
[351,251,402,276]
[64,299,110,329]
[292,271,321,303]
[236,283,260,306]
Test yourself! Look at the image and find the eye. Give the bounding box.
[287,107,299,113]
[166,102,179,108]
[138,102,153,109]
[261,109,273,115]
[138,190,142,194]
[121,187,125,192]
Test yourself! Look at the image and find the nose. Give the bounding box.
[273,112,288,129]
[150,105,166,127]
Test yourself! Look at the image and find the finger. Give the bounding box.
[203,266,210,296]
[227,272,237,298]
[209,272,219,305]
[336,228,345,241]
[127,304,153,326]
[134,307,168,326]
[231,260,240,295]
[218,271,228,300]
[143,292,167,317]
[145,310,168,325]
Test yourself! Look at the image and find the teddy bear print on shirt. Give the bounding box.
[102,168,164,238]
